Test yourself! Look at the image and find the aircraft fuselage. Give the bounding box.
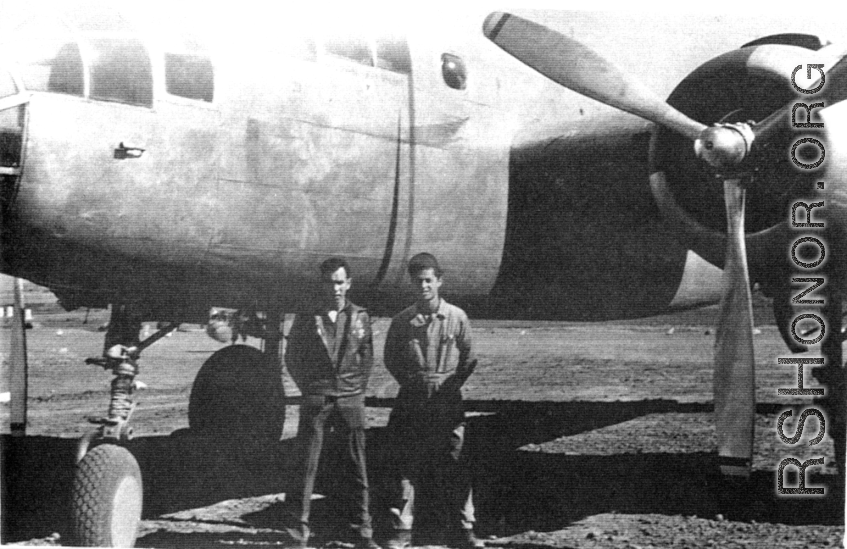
[2,8,844,321]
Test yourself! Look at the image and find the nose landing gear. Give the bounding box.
[71,306,178,548]
[71,444,144,548]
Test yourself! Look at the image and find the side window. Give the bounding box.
[88,38,153,107]
[165,53,214,102]
[4,18,84,97]
[441,53,466,90]
[324,36,374,67]
[375,37,411,74]
[47,43,85,96]
[12,38,85,97]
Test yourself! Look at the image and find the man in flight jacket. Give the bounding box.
[284,257,380,549]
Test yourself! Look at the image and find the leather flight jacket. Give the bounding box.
[285,303,374,397]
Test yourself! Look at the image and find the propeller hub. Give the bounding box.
[694,123,755,170]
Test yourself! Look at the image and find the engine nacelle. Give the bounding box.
[649,41,844,293]
[650,40,847,351]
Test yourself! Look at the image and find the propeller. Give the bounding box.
[713,180,756,476]
[750,54,847,147]
[482,12,707,141]
[483,11,824,476]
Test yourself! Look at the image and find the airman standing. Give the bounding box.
[283,257,380,549]
[383,253,484,549]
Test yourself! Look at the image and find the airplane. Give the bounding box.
[1,3,845,547]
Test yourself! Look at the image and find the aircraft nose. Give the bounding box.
[1,67,28,230]
[1,66,27,171]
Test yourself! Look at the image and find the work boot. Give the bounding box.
[449,528,485,549]
[281,535,307,549]
[385,530,412,549]
[282,525,309,549]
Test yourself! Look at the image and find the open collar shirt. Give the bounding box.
[384,298,473,389]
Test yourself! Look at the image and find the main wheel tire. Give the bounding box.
[189,345,285,441]
[71,444,143,548]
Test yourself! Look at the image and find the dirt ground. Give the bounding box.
[1,297,844,548]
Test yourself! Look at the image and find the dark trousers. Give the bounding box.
[388,388,475,532]
[286,393,373,539]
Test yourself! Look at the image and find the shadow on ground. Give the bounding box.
[2,398,842,546]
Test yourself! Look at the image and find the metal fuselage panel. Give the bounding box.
[18,94,220,265]
[202,34,509,301]
[213,53,405,289]
[7,27,510,312]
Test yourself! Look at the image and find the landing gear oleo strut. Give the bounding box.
[71,304,178,548]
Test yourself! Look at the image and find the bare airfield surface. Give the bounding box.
[1,293,844,548]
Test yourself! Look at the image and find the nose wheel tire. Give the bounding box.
[71,444,143,548]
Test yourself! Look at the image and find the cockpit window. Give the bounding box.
[88,38,153,107]
[13,37,85,98]
[166,53,214,102]
[0,70,18,100]
[163,35,214,103]
[5,15,154,106]
[0,70,23,147]
[47,44,85,96]
[324,36,374,67]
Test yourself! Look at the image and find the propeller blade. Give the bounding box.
[772,282,809,354]
[752,53,847,147]
[713,179,756,477]
[483,12,707,141]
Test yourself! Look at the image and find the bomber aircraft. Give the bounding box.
[1,3,846,547]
